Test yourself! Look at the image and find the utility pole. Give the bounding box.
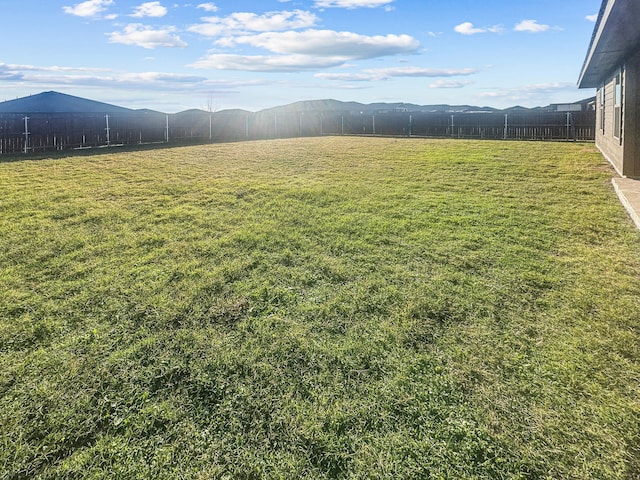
[205,92,217,114]
[205,93,216,142]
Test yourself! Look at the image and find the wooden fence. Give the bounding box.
[0,110,596,155]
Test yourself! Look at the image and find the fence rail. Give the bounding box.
[0,110,596,155]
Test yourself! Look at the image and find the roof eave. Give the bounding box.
[579,0,640,89]
[578,0,613,89]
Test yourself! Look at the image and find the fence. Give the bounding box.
[0,110,596,155]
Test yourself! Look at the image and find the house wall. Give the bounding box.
[595,49,640,177]
[623,49,640,178]
[595,72,624,175]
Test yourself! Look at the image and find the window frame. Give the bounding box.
[599,85,605,134]
[613,72,623,141]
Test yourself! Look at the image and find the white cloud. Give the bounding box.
[0,63,209,90]
[454,22,501,35]
[189,54,347,72]
[0,63,110,73]
[518,82,574,93]
[131,2,168,18]
[514,19,551,33]
[189,10,318,36]
[108,24,188,49]
[316,66,477,82]
[454,22,484,35]
[585,14,598,22]
[0,64,25,81]
[429,79,473,89]
[217,30,419,60]
[479,82,575,102]
[190,30,419,72]
[63,0,114,17]
[117,72,207,84]
[315,72,374,81]
[314,0,393,8]
[0,72,23,81]
[370,66,477,77]
[197,3,218,12]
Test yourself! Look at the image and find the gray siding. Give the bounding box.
[624,49,640,177]
[595,50,640,178]
[595,72,624,175]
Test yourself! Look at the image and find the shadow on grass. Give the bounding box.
[0,138,246,163]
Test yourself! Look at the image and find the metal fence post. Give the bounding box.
[105,114,111,146]
[23,116,30,154]
[503,113,508,140]
[299,112,303,137]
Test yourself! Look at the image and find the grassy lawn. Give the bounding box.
[1,137,639,479]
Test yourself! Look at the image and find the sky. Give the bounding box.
[0,0,602,113]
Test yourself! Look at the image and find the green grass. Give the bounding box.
[1,137,639,479]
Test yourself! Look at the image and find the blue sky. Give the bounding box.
[1,0,601,112]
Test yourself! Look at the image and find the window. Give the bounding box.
[599,86,605,134]
[614,73,622,140]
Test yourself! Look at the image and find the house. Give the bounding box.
[548,97,596,113]
[578,0,640,178]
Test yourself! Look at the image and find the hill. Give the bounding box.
[0,91,593,117]
[0,91,134,114]
[258,99,500,115]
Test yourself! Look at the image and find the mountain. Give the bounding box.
[258,99,366,114]
[135,108,166,115]
[214,108,253,116]
[258,99,501,115]
[172,107,254,116]
[0,91,592,116]
[0,91,134,114]
[174,108,211,116]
